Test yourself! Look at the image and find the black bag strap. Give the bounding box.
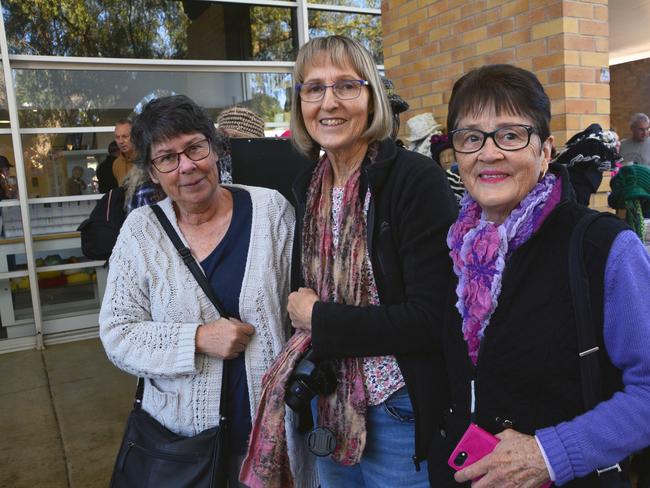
[568,212,605,411]
[133,203,230,421]
[150,204,228,317]
[569,212,628,486]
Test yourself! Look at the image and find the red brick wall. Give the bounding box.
[382,0,610,146]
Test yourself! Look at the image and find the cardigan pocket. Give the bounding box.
[143,379,180,432]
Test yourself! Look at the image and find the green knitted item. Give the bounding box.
[624,199,646,239]
[609,165,650,239]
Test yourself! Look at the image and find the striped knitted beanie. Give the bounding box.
[217,107,265,138]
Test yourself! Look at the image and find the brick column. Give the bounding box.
[382,0,610,146]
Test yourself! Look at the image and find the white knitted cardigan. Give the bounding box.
[99,185,294,436]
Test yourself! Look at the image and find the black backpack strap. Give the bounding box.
[569,212,604,410]
[139,204,230,420]
[569,212,628,485]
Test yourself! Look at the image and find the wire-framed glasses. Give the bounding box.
[151,138,211,173]
[450,125,536,154]
[295,79,369,102]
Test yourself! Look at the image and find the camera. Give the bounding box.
[285,347,337,412]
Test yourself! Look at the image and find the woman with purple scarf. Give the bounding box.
[427,64,650,487]
[240,35,457,488]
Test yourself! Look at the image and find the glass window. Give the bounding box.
[14,70,293,128]
[9,243,102,322]
[309,0,380,8]
[0,203,33,340]
[20,133,112,199]
[0,62,9,129]
[308,11,383,64]
[0,135,17,201]
[2,1,298,61]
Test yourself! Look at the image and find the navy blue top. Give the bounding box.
[200,187,252,456]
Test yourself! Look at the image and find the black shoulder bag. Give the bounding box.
[110,204,230,488]
[569,212,631,488]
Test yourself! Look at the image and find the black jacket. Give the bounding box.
[428,164,628,487]
[291,138,458,468]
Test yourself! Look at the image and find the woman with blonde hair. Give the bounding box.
[241,35,457,488]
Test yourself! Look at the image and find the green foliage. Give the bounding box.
[2,0,188,58]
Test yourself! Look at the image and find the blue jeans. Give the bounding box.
[311,387,429,488]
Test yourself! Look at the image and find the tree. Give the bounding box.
[2,0,188,58]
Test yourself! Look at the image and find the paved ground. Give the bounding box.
[0,339,133,488]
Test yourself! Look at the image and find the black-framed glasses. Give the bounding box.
[151,138,211,173]
[450,125,536,154]
[295,79,369,102]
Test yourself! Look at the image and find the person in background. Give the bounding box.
[430,134,464,204]
[619,112,650,166]
[66,165,87,195]
[96,141,119,193]
[0,155,16,200]
[112,118,137,185]
[428,64,650,487]
[122,163,165,214]
[241,35,457,488]
[100,95,298,487]
[552,123,621,206]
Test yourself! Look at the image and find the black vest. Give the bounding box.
[429,201,628,487]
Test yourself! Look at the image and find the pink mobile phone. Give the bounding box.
[448,423,500,471]
[448,423,552,488]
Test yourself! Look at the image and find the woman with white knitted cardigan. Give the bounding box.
[98,95,306,486]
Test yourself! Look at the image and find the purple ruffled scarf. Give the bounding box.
[447,173,562,364]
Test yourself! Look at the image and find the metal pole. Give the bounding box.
[0,1,45,349]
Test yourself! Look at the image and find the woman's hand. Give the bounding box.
[195,317,255,359]
[288,287,319,331]
[454,429,551,487]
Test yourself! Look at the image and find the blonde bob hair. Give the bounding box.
[290,35,392,158]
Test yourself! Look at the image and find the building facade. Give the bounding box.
[0,0,382,352]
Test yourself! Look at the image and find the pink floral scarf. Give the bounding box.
[240,148,376,487]
[447,173,561,364]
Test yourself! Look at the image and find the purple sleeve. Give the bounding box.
[536,230,650,486]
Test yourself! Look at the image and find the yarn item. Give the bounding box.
[447,174,560,364]
[608,164,650,239]
[217,106,266,138]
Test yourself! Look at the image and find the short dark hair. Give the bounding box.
[447,64,551,143]
[130,95,224,169]
[115,118,132,127]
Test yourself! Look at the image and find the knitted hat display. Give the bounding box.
[217,106,266,138]
[404,113,442,142]
[608,164,650,239]
[609,164,650,209]
[405,113,443,156]
[552,123,621,172]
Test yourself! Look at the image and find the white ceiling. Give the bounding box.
[609,0,650,64]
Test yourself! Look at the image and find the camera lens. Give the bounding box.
[285,378,317,412]
[453,451,468,466]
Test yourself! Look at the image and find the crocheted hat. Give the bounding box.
[608,164,650,211]
[552,123,620,172]
[430,134,453,165]
[217,107,266,138]
[405,113,442,142]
